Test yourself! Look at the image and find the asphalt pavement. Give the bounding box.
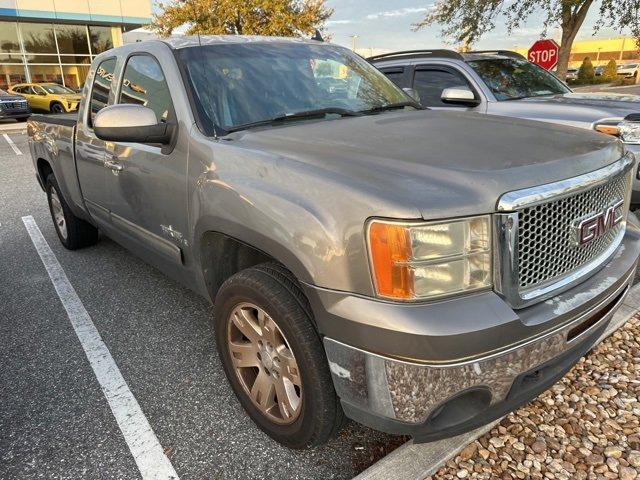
[0,132,402,480]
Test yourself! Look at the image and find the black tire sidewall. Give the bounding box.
[51,103,63,113]
[215,271,331,448]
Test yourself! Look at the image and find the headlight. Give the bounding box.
[619,120,640,144]
[367,216,492,300]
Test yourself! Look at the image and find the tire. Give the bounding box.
[214,263,345,449]
[50,102,64,114]
[45,173,99,250]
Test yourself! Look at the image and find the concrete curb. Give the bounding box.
[354,282,640,480]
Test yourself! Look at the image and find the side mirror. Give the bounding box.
[441,86,481,107]
[402,87,421,103]
[94,104,173,144]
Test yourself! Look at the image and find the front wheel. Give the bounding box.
[215,263,344,449]
[50,102,64,114]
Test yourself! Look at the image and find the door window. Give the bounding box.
[118,55,172,123]
[89,57,116,126]
[413,68,473,107]
[379,67,406,88]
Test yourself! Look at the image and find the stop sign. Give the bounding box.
[528,39,559,70]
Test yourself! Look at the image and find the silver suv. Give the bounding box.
[370,50,640,204]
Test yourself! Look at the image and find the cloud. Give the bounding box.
[365,6,431,20]
[326,19,356,25]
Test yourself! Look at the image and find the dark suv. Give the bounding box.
[0,88,30,122]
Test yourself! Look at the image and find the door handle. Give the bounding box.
[104,157,123,173]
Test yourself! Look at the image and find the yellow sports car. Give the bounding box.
[8,83,81,114]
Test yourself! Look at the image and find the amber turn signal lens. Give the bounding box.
[368,222,413,299]
[594,124,620,136]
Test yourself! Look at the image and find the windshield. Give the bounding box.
[42,84,75,94]
[179,42,410,134]
[467,58,570,101]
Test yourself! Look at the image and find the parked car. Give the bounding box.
[565,67,579,80]
[9,82,81,113]
[28,37,640,448]
[618,63,639,78]
[370,49,640,205]
[594,65,605,76]
[0,88,30,122]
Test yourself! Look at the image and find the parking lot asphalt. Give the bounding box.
[0,132,403,480]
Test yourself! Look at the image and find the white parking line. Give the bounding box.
[3,133,22,155]
[21,215,179,480]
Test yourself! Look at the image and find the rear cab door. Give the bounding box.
[75,56,118,224]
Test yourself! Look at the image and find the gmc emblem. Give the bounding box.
[573,199,624,246]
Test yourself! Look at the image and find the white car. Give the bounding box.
[618,63,639,78]
[565,68,579,80]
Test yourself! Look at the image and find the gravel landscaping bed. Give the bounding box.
[428,315,640,480]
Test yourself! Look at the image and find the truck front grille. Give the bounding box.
[517,170,630,290]
[495,154,634,309]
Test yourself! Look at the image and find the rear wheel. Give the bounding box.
[215,263,344,449]
[50,102,64,114]
[45,173,99,249]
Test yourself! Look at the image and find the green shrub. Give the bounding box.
[603,59,617,80]
[578,57,595,82]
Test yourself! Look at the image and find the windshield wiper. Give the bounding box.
[359,101,425,115]
[225,107,361,133]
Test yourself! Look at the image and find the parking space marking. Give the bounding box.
[21,215,179,480]
[3,133,22,155]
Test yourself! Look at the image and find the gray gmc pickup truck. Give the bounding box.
[28,36,640,449]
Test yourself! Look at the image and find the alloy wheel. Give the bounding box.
[227,302,302,424]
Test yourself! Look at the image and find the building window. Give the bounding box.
[0,64,26,89]
[62,65,90,91]
[55,24,90,55]
[89,26,114,54]
[0,21,20,54]
[20,23,57,54]
[28,64,63,84]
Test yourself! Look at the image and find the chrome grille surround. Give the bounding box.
[494,153,634,309]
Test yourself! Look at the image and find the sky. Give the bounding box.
[150,1,627,54]
[322,0,626,54]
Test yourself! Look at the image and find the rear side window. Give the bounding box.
[118,55,172,123]
[89,58,116,126]
[413,68,472,107]
[379,67,406,88]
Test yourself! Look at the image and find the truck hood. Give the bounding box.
[501,92,640,127]
[232,109,624,219]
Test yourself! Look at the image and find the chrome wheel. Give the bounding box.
[227,302,302,424]
[50,187,67,240]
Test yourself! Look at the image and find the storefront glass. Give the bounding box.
[0,21,119,89]
[0,64,26,89]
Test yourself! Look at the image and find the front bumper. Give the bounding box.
[305,214,640,441]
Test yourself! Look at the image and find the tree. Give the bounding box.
[603,59,618,79]
[578,57,595,82]
[414,0,640,80]
[152,0,333,37]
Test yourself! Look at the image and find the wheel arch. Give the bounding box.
[197,228,315,301]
